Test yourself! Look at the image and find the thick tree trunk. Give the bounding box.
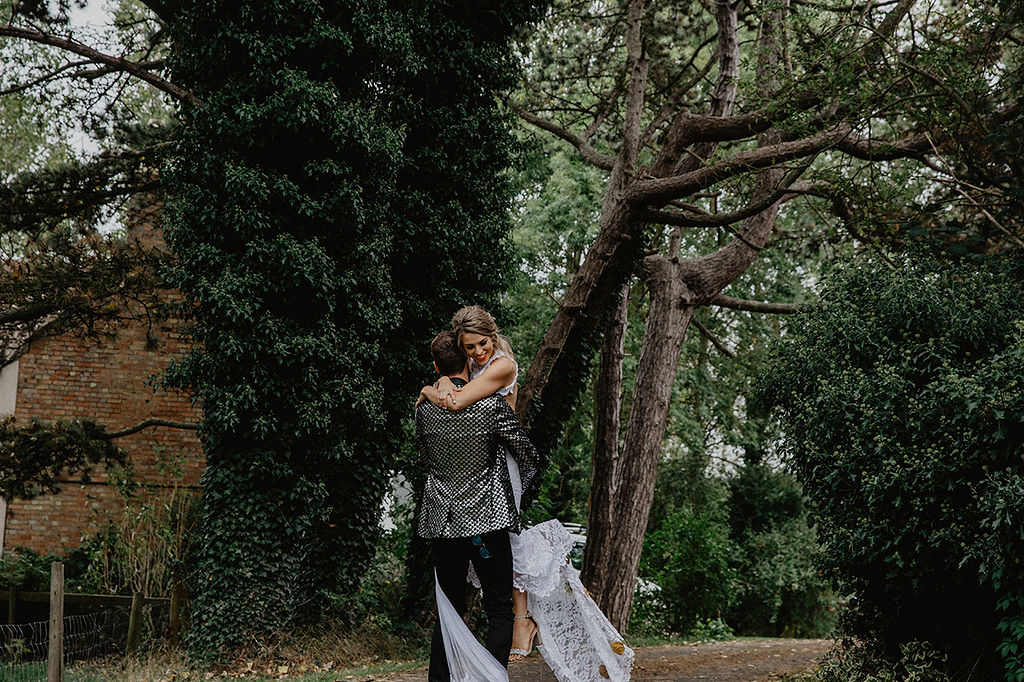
[590,256,695,630]
[515,0,648,432]
[514,203,642,454]
[581,283,630,599]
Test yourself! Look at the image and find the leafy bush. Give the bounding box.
[77,465,197,598]
[758,256,1024,679]
[687,617,734,642]
[726,463,838,637]
[0,549,60,591]
[636,507,738,635]
[801,641,950,682]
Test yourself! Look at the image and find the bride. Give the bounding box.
[418,305,633,682]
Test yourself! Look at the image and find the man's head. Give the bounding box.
[430,330,467,377]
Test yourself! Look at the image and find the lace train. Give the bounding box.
[520,521,633,682]
[462,519,633,681]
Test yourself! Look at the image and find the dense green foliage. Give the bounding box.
[759,257,1024,679]
[635,505,737,635]
[162,0,542,658]
[635,456,836,638]
[724,463,836,637]
[0,417,124,500]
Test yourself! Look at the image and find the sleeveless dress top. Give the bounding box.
[469,349,517,397]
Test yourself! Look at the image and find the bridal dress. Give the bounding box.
[434,353,634,682]
[437,518,634,682]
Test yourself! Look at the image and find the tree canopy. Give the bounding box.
[507,0,1024,629]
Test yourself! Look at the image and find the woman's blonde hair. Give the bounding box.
[451,305,515,361]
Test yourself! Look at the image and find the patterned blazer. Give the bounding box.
[415,384,540,539]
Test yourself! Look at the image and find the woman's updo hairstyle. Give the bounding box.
[451,305,515,361]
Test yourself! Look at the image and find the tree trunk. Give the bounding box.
[584,39,789,635]
[581,282,630,600]
[588,256,695,630]
[515,0,648,431]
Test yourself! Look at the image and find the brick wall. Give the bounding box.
[4,316,204,556]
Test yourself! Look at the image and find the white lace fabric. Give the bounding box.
[463,520,633,681]
[521,521,634,682]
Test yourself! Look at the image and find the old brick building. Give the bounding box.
[0,200,204,557]
[0,315,204,556]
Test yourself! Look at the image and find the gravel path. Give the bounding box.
[380,638,833,681]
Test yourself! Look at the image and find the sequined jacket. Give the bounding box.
[415,386,540,539]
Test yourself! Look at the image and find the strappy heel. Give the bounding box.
[509,613,540,663]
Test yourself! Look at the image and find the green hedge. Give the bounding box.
[759,256,1024,679]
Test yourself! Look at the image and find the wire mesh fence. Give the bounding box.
[0,609,132,682]
[0,563,178,681]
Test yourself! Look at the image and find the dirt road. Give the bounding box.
[382,638,832,681]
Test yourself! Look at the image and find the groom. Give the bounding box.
[415,330,539,681]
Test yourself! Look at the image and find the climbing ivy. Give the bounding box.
[162,0,543,659]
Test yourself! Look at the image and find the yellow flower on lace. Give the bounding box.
[610,641,625,655]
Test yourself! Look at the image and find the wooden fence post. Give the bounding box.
[7,586,15,624]
[126,592,144,656]
[168,572,184,644]
[48,562,63,682]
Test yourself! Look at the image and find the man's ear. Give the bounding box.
[433,361,440,375]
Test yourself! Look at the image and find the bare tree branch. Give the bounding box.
[691,317,735,357]
[507,98,616,170]
[861,0,918,65]
[101,417,199,440]
[837,131,931,160]
[641,161,813,227]
[0,58,91,95]
[0,26,200,107]
[709,293,804,314]
[630,127,847,205]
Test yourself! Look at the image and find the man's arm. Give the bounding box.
[493,399,541,503]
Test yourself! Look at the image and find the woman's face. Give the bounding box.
[461,332,495,366]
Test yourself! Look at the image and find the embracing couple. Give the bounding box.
[414,306,633,682]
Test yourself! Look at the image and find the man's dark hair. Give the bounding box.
[430,330,466,376]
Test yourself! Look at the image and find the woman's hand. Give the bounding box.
[435,376,457,408]
[415,377,461,410]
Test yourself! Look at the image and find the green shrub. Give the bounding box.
[77,470,198,598]
[636,507,738,634]
[759,256,1024,679]
[802,641,950,682]
[687,617,734,642]
[0,549,58,591]
[726,463,839,637]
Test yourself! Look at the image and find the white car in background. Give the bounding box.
[560,521,661,596]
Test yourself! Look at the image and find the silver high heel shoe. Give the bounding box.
[509,613,541,663]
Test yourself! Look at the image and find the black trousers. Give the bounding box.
[428,529,513,682]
